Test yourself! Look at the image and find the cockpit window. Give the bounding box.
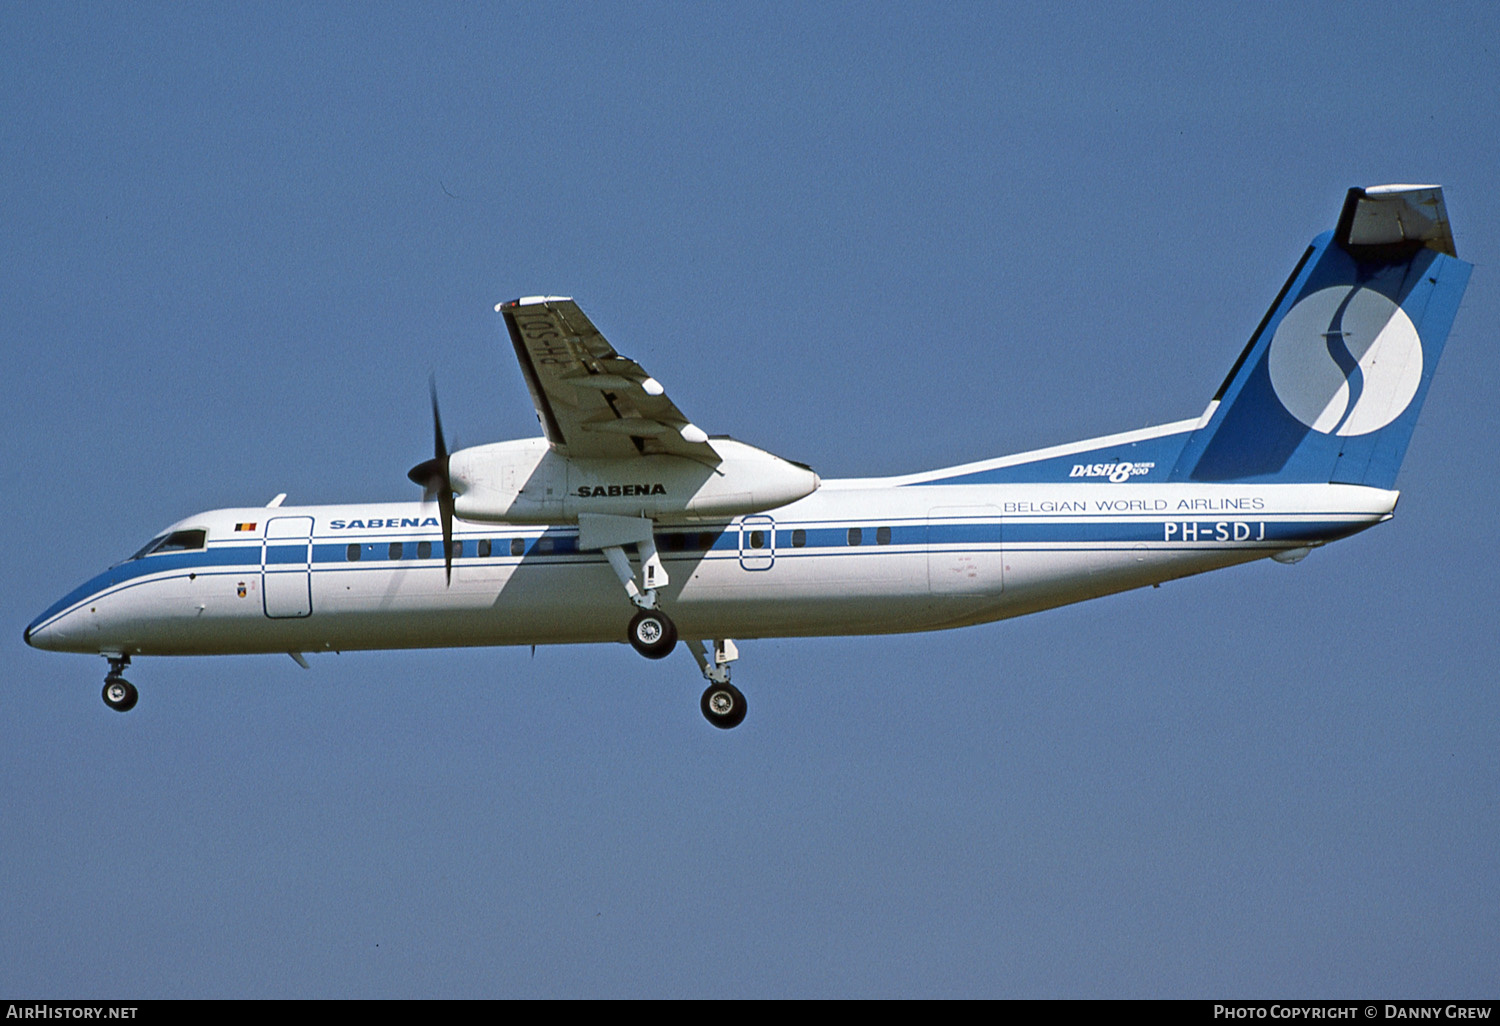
[131,529,207,559]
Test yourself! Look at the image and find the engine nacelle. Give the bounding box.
[450,437,819,524]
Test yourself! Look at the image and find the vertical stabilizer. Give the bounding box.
[1169,186,1471,488]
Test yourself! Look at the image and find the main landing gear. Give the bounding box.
[614,558,747,727]
[700,682,746,729]
[590,514,681,661]
[688,638,745,729]
[586,514,748,729]
[101,655,138,712]
[628,608,678,659]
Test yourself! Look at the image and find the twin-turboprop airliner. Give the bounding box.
[25,186,1472,728]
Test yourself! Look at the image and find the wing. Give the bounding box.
[498,296,719,463]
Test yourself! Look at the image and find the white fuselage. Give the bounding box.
[25,479,1395,659]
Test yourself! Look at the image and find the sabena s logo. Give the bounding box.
[1267,286,1423,436]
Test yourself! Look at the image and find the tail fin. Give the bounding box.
[1169,185,1471,488]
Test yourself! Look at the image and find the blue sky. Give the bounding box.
[3,1,1497,998]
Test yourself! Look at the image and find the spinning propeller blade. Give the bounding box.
[406,378,455,585]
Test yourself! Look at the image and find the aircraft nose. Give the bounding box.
[24,610,68,651]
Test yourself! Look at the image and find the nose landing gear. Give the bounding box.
[101,655,138,712]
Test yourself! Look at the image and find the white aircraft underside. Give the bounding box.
[26,186,1470,729]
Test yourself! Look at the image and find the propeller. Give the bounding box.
[407,377,455,585]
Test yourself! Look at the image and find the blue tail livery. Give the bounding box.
[1171,185,1471,488]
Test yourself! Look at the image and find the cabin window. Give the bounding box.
[451,540,463,558]
[847,527,863,546]
[389,542,403,560]
[748,530,765,549]
[876,526,892,545]
[478,539,492,558]
[511,537,526,556]
[346,543,361,561]
[792,529,806,548]
[417,541,432,560]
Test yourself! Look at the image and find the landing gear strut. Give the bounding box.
[578,514,746,727]
[584,514,680,661]
[102,655,138,712]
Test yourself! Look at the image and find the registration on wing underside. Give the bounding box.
[500,297,720,463]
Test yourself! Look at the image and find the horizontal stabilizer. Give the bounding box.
[1335,184,1456,260]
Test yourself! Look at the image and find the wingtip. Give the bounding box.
[502,295,574,310]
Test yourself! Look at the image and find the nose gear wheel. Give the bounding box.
[100,655,138,712]
[103,676,138,712]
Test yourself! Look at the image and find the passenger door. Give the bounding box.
[262,517,314,618]
[738,515,775,571]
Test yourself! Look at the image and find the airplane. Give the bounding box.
[25,185,1471,729]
